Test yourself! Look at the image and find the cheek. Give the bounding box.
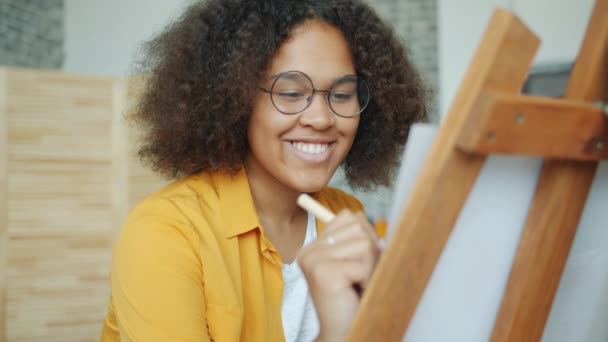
[248,112,291,140]
[343,118,360,143]
[248,99,274,142]
[247,108,294,157]
[247,117,270,157]
[341,119,360,159]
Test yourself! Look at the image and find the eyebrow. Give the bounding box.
[263,71,357,84]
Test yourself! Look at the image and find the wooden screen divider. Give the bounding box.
[347,1,608,341]
[1,69,8,341]
[0,70,165,341]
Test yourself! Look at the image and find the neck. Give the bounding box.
[245,157,306,230]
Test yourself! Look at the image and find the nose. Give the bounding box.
[298,91,335,130]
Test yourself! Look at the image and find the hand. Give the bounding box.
[297,210,382,342]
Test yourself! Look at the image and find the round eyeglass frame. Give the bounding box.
[258,70,370,118]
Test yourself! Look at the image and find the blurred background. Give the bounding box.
[0,0,594,340]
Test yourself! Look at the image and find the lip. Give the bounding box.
[285,140,336,163]
[285,137,337,144]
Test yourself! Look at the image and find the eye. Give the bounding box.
[277,91,307,102]
[330,92,354,103]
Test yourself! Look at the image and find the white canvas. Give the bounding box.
[387,123,608,342]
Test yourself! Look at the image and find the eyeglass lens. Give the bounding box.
[270,71,369,117]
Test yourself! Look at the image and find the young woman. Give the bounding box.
[101,0,426,341]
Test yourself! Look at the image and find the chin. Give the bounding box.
[289,176,331,193]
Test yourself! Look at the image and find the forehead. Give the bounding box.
[266,20,356,86]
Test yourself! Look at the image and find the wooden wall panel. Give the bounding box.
[4,68,116,341]
[1,68,8,342]
[124,78,166,211]
[111,80,129,238]
[0,68,167,341]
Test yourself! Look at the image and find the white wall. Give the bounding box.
[438,0,595,116]
[64,0,195,76]
[65,0,595,107]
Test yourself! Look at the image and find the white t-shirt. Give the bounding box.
[281,212,320,342]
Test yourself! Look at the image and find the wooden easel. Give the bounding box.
[347,1,608,341]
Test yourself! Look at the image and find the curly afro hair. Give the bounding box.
[133,0,428,189]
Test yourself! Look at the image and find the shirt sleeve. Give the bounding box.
[110,209,211,342]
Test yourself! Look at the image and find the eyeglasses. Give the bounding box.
[258,71,370,118]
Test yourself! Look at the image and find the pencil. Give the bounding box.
[296,193,336,223]
[297,193,386,250]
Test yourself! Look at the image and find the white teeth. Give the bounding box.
[291,142,329,154]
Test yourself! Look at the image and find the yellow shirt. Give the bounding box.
[100,168,364,341]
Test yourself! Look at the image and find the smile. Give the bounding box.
[290,141,330,154]
[287,140,335,163]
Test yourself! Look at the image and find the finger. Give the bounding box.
[319,215,379,249]
[298,238,377,286]
[302,258,375,293]
[324,210,376,239]
[355,211,379,240]
[318,225,361,246]
[323,237,378,263]
[322,209,358,232]
[314,234,379,262]
[299,212,381,267]
[318,241,379,286]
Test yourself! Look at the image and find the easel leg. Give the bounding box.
[346,10,540,342]
[491,1,608,341]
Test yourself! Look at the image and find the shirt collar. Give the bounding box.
[215,167,329,239]
[216,168,262,239]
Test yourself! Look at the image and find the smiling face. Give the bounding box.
[246,20,360,193]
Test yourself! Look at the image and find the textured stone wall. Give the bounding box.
[0,0,64,69]
[370,0,439,118]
